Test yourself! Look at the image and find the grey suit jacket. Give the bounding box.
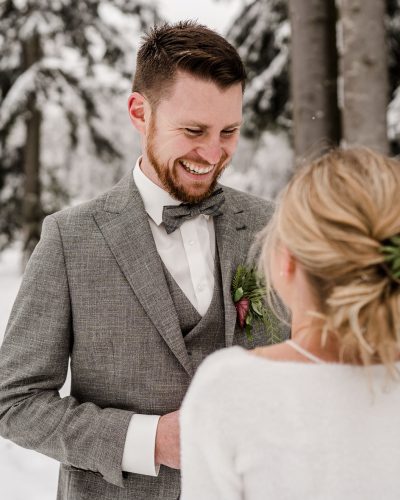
[0,172,277,499]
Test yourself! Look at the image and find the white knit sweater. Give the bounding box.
[181,346,400,500]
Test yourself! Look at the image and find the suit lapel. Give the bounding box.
[93,173,193,376]
[215,188,250,348]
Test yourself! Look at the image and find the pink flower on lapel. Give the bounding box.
[232,265,283,342]
[235,297,250,328]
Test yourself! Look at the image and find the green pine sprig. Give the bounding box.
[380,235,400,281]
[232,265,282,342]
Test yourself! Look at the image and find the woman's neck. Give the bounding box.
[290,312,340,363]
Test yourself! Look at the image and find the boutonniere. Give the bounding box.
[232,264,281,342]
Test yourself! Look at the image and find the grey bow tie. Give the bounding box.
[162,188,225,234]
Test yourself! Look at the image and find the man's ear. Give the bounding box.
[128,92,150,134]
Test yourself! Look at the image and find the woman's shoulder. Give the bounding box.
[181,347,259,433]
[183,348,247,401]
[198,345,250,373]
[191,347,259,389]
[182,347,278,415]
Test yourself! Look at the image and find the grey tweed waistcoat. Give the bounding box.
[162,250,226,372]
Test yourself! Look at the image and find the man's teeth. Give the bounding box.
[181,160,214,175]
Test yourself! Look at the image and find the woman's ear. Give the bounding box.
[280,245,296,280]
[128,92,149,134]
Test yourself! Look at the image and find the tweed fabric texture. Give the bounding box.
[163,251,226,372]
[0,172,279,499]
[161,263,202,338]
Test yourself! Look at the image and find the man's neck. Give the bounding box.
[139,155,165,190]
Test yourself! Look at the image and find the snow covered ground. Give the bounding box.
[0,246,60,500]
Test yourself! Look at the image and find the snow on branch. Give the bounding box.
[388,86,400,142]
[19,10,63,40]
[244,46,288,107]
[0,64,38,131]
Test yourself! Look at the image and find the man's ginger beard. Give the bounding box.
[146,116,228,204]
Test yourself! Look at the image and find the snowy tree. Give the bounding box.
[220,0,294,200]
[227,0,290,139]
[338,0,389,153]
[387,0,400,154]
[289,0,340,161]
[225,0,400,167]
[0,0,159,261]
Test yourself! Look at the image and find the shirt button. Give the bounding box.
[188,240,195,246]
[197,284,204,292]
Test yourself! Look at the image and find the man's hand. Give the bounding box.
[154,410,181,469]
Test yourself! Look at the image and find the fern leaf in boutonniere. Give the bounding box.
[232,264,282,342]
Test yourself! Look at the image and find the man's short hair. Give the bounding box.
[132,20,247,107]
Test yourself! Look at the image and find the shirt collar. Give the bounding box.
[133,157,181,226]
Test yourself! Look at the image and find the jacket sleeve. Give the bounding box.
[0,215,133,488]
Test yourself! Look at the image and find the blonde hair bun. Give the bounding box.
[263,147,400,368]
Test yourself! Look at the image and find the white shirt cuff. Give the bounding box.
[122,414,161,476]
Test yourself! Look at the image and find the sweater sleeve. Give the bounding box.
[180,350,243,500]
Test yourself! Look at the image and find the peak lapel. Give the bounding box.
[93,173,193,376]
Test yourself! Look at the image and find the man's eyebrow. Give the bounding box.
[181,121,243,129]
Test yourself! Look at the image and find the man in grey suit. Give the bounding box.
[0,21,280,499]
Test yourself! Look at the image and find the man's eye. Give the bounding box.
[185,128,202,136]
[221,129,238,136]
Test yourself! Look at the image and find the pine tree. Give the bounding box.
[338,0,389,153]
[289,0,340,160]
[0,0,159,261]
[387,0,400,154]
[227,0,400,152]
[227,0,290,138]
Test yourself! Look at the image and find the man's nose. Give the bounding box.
[196,140,223,165]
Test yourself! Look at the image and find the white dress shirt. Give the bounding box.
[122,159,216,476]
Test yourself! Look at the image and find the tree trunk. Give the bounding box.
[289,0,341,163]
[338,0,389,153]
[22,32,43,267]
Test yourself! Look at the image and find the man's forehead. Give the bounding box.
[154,74,243,129]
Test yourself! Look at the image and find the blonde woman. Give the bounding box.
[180,148,400,500]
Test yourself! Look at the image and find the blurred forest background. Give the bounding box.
[1,0,400,265]
[0,0,399,498]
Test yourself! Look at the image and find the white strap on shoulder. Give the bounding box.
[285,339,326,364]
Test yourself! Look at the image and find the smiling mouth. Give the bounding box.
[179,160,215,175]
